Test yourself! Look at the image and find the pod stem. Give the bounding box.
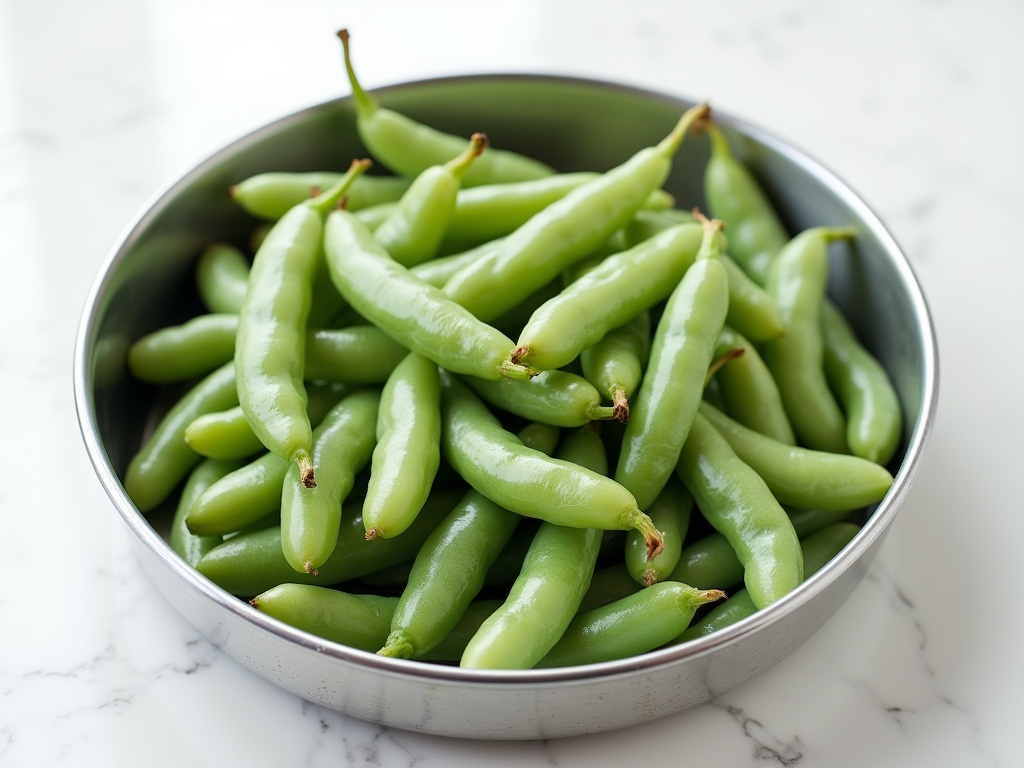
[656,101,712,158]
[703,120,733,159]
[693,208,726,261]
[498,359,539,381]
[586,404,618,422]
[337,29,377,119]
[690,588,728,608]
[628,510,665,561]
[611,387,630,424]
[447,132,489,180]
[295,450,316,488]
[377,631,414,659]
[704,346,745,387]
[306,158,372,216]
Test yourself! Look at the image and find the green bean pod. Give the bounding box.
[511,222,704,372]
[439,373,664,559]
[128,314,238,384]
[281,389,380,573]
[443,103,711,321]
[714,325,796,445]
[624,476,692,586]
[373,132,488,266]
[230,171,413,220]
[250,585,398,651]
[236,160,370,488]
[196,487,463,597]
[675,411,803,609]
[579,310,652,423]
[184,382,350,460]
[821,300,903,465]
[763,226,854,454]
[363,353,441,539]
[703,122,790,285]
[459,425,608,669]
[461,369,616,427]
[698,400,894,512]
[195,243,250,314]
[376,423,558,659]
[535,582,725,668]
[339,29,554,186]
[323,208,536,380]
[123,361,239,512]
[614,219,730,510]
[170,458,243,566]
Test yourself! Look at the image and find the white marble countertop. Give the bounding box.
[3,0,1022,765]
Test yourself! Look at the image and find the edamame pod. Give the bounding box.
[535,582,724,668]
[675,411,803,609]
[579,310,651,423]
[363,353,441,539]
[236,160,370,487]
[821,300,903,465]
[762,226,854,454]
[123,361,239,512]
[127,314,237,384]
[196,488,464,597]
[459,425,608,669]
[511,222,704,372]
[323,208,536,381]
[376,422,559,660]
[281,389,380,573]
[443,103,711,321]
[614,217,730,510]
[230,171,412,220]
[461,369,615,427]
[624,476,691,586]
[195,243,250,314]
[439,372,664,559]
[698,401,894,512]
[339,29,554,186]
[170,458,243,566]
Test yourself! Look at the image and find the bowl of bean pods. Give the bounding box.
[74,30,938,740]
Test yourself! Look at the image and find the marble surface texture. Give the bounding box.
[2,0,1023,765]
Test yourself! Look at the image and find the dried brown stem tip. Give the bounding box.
[612,387,630,423]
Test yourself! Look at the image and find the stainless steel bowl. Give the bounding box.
[74,74,938,740]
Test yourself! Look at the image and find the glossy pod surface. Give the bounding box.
[75,75,937,740]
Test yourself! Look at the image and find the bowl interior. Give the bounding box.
[75,74,937,738]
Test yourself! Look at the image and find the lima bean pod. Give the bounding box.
[127,314,237,384]
[624,476,692,586]
[230,171,412,220]
[461,368,616,427]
